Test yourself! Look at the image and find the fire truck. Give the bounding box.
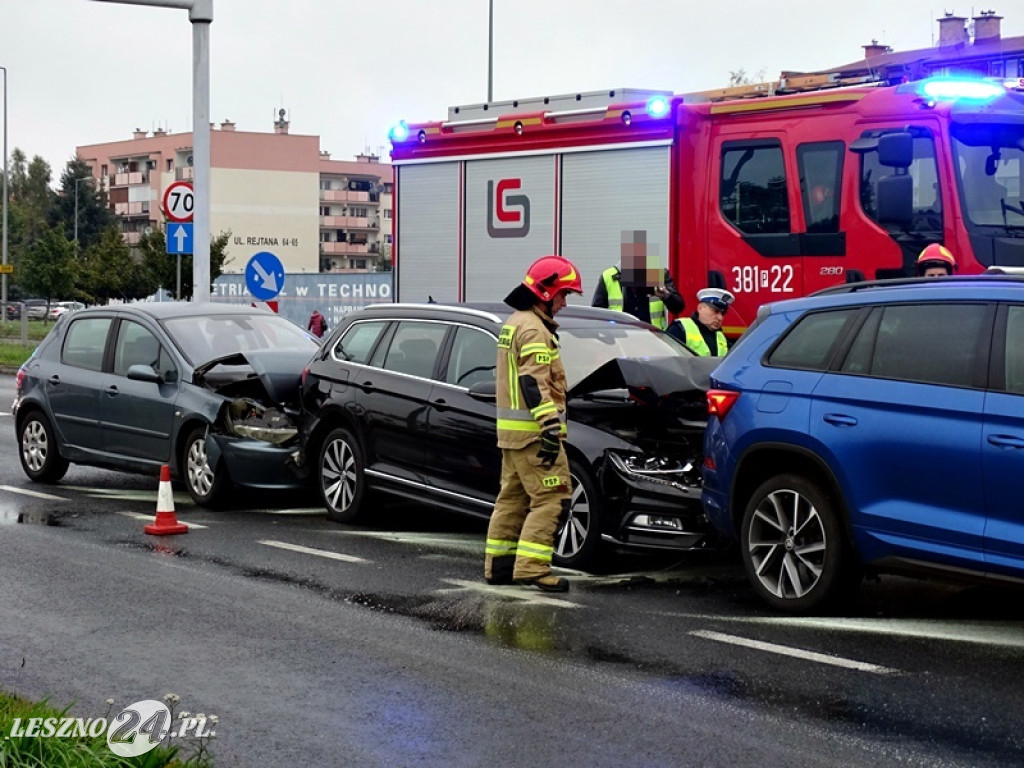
[389,76,1024,335]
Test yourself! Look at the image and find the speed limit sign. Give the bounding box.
[162,181,194,223]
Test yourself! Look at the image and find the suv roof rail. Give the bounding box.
[811,274,1024,297]
[363,302,503,323]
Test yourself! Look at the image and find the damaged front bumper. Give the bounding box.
[599,450,717,551]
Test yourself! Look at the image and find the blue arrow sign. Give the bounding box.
[246,251,285,301]
[166,222,194,255]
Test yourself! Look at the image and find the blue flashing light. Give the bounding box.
[646,95,671,118]
[919,78,1005,102]
[389,120,410,143]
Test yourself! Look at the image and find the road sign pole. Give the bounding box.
[192,8,211,303]
[177,254,182,299]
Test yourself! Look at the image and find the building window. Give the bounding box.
[351,207,368,218]
[101,164,108,177]
[385,234,393,244]
[383,209,392,219]
[383,183,393,193]
[320,180,331,190]
[320,206,330,216]
[320,232,330,243]
[352,259,367,269]
[166,159,173,171]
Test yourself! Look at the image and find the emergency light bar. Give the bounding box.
[389,120,410,142]
[918,77,1006,102]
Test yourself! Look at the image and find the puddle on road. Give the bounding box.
[0,509,63,526]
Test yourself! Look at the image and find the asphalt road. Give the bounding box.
[2,375,1023,767]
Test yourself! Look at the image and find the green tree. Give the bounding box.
[56,157,116,251]
[138,228,232,300]
[79,226,158,303]
[19,223,77,310]
[6,149,58,298]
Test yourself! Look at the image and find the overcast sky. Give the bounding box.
[4,1,1022,177]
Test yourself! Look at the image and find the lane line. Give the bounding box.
[115,511,208,530]
[325,530,481,554]
[690,630,902,675]
[438,578,581,609]
[0,485,69,500]
[258,539,369,563]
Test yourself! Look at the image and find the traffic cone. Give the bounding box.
[144,465,188,535]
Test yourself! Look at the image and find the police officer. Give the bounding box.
[916,243,957,277]
[592,264,683,329]
[667,287,734,356]
[484,255,583,593]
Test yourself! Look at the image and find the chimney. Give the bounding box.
[133,128,147,140]
[153,128,167,137]
[220,120,236,132]
[274,108,290,135]
[862,39,890,60]
[938,13,969,47]
[973,10,1003,42]
[319,150,331,160]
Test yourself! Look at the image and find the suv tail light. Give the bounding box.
[707,389,740,420]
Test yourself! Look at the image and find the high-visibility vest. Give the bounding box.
[677,317,728,357]
[601,267,667,329]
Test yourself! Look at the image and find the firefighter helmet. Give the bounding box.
[916,244,957,275]
[521,256,583,301]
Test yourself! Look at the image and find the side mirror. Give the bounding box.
[876,175,914,227]
[468,380,497,403]
[126,364,164,383]
[878,132,913,168]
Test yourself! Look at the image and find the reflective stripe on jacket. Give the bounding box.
[677,317,728,357]
[600,266,667,329]
[495,307,568,450]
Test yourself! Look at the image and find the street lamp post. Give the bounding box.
[487,0,493,103]
[90,0,212,303]
[74,175,94,245]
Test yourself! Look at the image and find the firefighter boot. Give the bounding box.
[486,555,515,586]
[515,574,570,593]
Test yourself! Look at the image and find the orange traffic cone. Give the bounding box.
[144,465,188,535]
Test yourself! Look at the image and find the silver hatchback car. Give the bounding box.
[13,302,319,506]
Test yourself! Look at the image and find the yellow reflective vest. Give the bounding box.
[601,266,668,329]
[495,306,568,450]
[678,317,728,357]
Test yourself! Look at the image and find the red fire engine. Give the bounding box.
[389,76,1024,335]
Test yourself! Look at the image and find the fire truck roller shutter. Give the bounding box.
[561,146,672,298]
[396,162,461,303]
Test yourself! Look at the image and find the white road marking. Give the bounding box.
[62,485,193,505]
[0,485,69,500]
[255,507,324,516]
[691,630,902,675]
[438,578,581,609]
[325,530,482,555]
[258,539,369,563]
[115,511,208,530]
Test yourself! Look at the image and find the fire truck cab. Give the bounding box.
[390,77,1024,334]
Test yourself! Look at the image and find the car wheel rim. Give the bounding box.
[22,420,48,473]
[748,488,827,600]
[187,436,214,497]
[322,438,357,513]
[555,473,590,559]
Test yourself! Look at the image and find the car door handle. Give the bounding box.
[47,375,60,386]
[823,413,858,427]
[104,385,119,397]
[987,434,1024,449]
[432,397,449,411]
[360,381,376,392]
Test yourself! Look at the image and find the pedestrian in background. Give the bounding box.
[484,255,583,593]
[307,309,328,338]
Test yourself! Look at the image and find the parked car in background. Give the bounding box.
[703,275,1024,613]
[27,301,50,320]
[14,303,320,505]
[47,301,86,321]
[299,302,717,569]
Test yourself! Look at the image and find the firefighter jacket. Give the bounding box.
[675,316,729,357]
[495,306,568,450]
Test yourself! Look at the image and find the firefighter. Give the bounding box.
[484,255,583,593]
[916,243,957,277]
[667,287,734,356]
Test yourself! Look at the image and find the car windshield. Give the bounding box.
[164,312,319,366]
[559,324,693,386]
[951,122,1024,229]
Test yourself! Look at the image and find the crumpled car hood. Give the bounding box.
[193,349,312,404]
[568,355,718,403]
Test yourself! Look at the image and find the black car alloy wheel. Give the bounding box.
[553,460,602,570]
[319,427,367,522]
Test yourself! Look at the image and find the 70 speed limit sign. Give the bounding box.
[162,181,194,223]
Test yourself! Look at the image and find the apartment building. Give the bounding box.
[76,113,393,274]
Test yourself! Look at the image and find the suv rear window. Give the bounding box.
[767,308,859,370]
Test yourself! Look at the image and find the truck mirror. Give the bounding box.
[876,174,913,227]
[878,132,913,168]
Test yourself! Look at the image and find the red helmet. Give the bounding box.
[521,256,583,301]
[916,243,957,274]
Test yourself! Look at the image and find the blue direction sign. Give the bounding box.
[166,222,194,255]
[246,251,285,301]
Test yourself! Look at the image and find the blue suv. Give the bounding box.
[703,275,1024,613]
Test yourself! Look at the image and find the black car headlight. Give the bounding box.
[606,451,702,490]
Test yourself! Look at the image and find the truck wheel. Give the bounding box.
[319,427,368,522]
[740,473,860,613]
[553,459,603,571]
